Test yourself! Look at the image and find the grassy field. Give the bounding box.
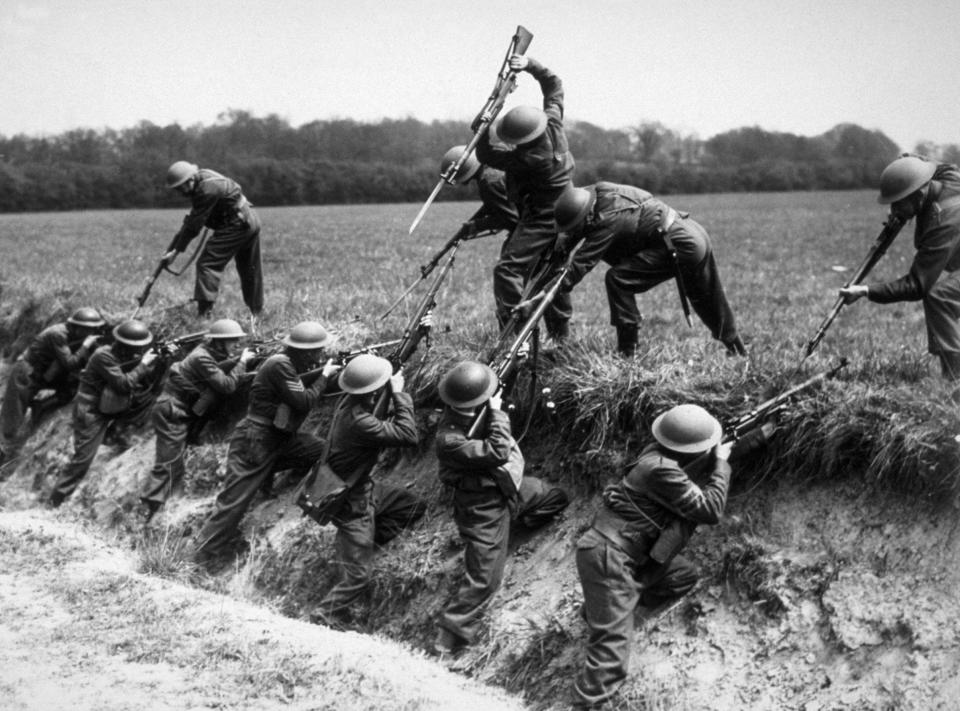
[0,192,956,500]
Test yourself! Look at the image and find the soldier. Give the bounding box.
[572,404,733,708]
[840,154,960,382]
[311,354,427,625]
[0,307,105,467]
[433,360,569,655]
[440,145,519,236]
[191,321,339,570]
[551,183,746,357]
[49,320,159,508]
[164,161,263,318]
[138,318,256,523]
[475,54,575,340]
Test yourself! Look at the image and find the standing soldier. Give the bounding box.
[191,321,339,571]
[1,307,105,467]
[572,404,733,708]
[311,354,427,626]
[440,145,518,237]
[552,183,746,357]
[164,161,263,319]
[475,54,575,341]
[840,154,960,382]
[48,320,159,508]
[433,360,569,655]
[138,318,255,523]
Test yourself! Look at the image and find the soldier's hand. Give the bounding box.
[716,441,733,461]
[141,349,159,367]
[82,335,99,350]
[471,110,493,133]
[239,348,255,365]
[418,311,434,331]
[320,358,341,379]
[508,54,530,72]
[489,392,503,411]
[161,249,179,267]
[389,371,405,393]
[839,284,868,304]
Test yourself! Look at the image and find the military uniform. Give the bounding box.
[50,345,156,506]
[192,353,327,561]
[173,168,263,314]
[573,443,730,707]
[1,323,94,455]
[470,167,519,234]
[141,343,248,510]
[436,407,568,646]
[315,390,425,618]
[560,182,741,348]
[476,58,575,336]
[866,163,960,378]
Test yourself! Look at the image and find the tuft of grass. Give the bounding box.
[136,524,197,580]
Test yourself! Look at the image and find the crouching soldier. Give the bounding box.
[138,318,255,523]
[311,354,427,625]
[1,307,106,468]
[191,321,339,571]
[433,360,569,655]
[49,320,159,508]
[572,404,733,708]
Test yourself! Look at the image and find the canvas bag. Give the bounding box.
[294,399,350,525]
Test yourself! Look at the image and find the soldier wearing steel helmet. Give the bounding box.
[138,318,257,523]
[440,145,519,236]
[552,182,745,357]
[572,404,734,708]
[48,320,160,508]
[191,321,340,570]
[311,354,427,625]
[0,307,106,468]
[164,161,263,318]
[433,360,569,656]
[475,54,575,341]
[840,154,960,381]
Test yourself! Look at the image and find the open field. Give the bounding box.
[2,193,959,710]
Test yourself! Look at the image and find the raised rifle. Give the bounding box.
[408,25,534,235]
[802,216,905,360]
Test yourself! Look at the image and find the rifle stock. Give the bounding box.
[803,216,905,359]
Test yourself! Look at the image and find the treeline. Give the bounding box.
[1,109,958,212]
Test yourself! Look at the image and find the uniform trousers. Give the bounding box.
[195,209,263,314]
[604,218,738,344]
[573,527,698,707]
[923,270,960,374]
[440,476,569,643]
[52,398,118,501]
[141,395,192,506]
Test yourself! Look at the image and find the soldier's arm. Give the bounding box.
[646,458,731,525]
[350,392,418,447]
[270,359,326,414]
[869,222,959,303]
[437,409,513,468]
[195,349,248,395]
[93,352,153,393]
[171,188,220,252]
[524,57,565,121]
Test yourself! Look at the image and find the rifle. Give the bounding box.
[133,229,211,318]
[408,25,534,235]
[802,216,905,360]
[381,223,497,320]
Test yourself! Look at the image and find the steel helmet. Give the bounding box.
[67,307,106,329]
[338,353,392,394]
[878,155,936,204]
[494,106,548,145]
[439,360,499,409]
[207,318,246,340]
[555,185,594,232]
[282,321,330,350]
[166,161,199,189]
[113,319,153,347]
[651,404,722,455]
[440,145,481,184]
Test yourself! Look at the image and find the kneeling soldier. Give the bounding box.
[312,354,426,625]
[572,404,733,708]
[434,360,569,655]
[1,307,105,467]
[139,318,255,522]
[192,321,339,570]
[49,320,159,508]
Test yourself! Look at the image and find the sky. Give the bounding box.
[2,0,959,151]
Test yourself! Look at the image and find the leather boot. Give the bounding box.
[196,300,214,318]
[723,335,748,357]
[615,325,639,357]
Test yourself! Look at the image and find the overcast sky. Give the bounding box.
[2,0,958,151]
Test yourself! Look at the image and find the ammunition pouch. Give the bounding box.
[98,387,132,415]
[648,518,696,566]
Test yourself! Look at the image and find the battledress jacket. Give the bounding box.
[868,163,960,303]
[475,58,574,212]
[471,168,519,234]
[23,323,92,384]
[436,408,513,489]
[559,182,677,292]
[172,168,252,252]
[245,353,327,423]
[76,345,153,400]
[163,343,248,406]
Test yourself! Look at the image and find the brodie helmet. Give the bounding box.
[494,106,548,145]
[166,161,199,189]
[877,155,936,205]
[438,360,499,408]
[338,353,393,394]
[282,321,331,350]
[651,404,722,455]
[440,145,481,184]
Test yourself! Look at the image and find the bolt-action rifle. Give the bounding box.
[648,358,849,568]
[133,229,211,318]
[408,25,534,235]
[802,216,905,360]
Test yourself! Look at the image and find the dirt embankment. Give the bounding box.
[2,395,959,710]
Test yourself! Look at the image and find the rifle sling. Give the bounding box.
[657,207,693,323]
